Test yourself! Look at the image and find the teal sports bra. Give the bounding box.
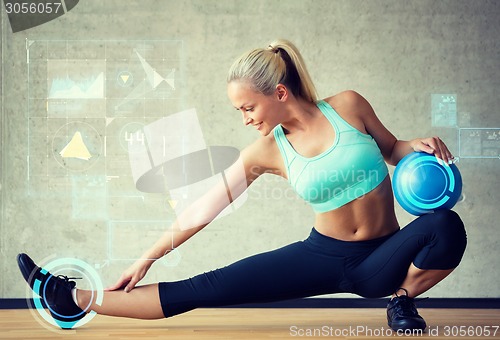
[273,100,388,213]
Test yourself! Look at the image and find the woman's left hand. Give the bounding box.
[105,258,154,293]
[410,136,455,165]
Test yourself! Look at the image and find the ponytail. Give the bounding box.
[227,39,318,103]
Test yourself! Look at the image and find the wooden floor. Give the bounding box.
[1,308,499,339]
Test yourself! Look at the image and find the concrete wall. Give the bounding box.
[1,0,499,299]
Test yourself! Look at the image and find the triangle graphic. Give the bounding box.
[153,70,164,89]
[168,200,178,209]
[135,50,172,90]
[135,50,156,88]
[105,117,116,126]
[59,131,92,160]
[120,74,130,84]
[165,68,175,89]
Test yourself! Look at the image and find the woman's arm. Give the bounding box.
[138,152,254,262]
[107,136,279,292]
[336,90,455,166]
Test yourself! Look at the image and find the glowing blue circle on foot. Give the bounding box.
[392,152,462,216]
[29,257,103,330]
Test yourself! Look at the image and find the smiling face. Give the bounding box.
[227,80,286,136]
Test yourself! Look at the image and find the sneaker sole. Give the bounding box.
[388,319,427,332]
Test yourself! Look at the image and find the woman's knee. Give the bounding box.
[430,210,467,245]
[417,210,467,269]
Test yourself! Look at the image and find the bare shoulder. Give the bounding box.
[323,90,371,134]
[324,90,371,114]
[241,132,286,181]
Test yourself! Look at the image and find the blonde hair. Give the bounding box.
[227,39,318,103]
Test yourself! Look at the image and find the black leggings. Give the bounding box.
[158,210,466,317]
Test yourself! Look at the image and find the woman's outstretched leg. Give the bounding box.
[76,285,164,319]
[17,253,164,325]
[19,233,347,324]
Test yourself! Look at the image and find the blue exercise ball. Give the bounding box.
[392,152,462,215]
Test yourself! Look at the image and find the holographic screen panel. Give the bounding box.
[128,108,248,231]
[459,128,500,159]
[25,40,188,269]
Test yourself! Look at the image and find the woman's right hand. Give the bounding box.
[105,257,155,293]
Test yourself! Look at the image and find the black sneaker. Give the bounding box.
[387,288,427,332]
[17,253,86,329]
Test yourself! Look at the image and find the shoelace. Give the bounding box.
[56,275,82,282]
[393,288,429,303]
[390,296,419,316]
[389,288,428,317]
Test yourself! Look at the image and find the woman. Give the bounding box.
[18,39,467,332]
